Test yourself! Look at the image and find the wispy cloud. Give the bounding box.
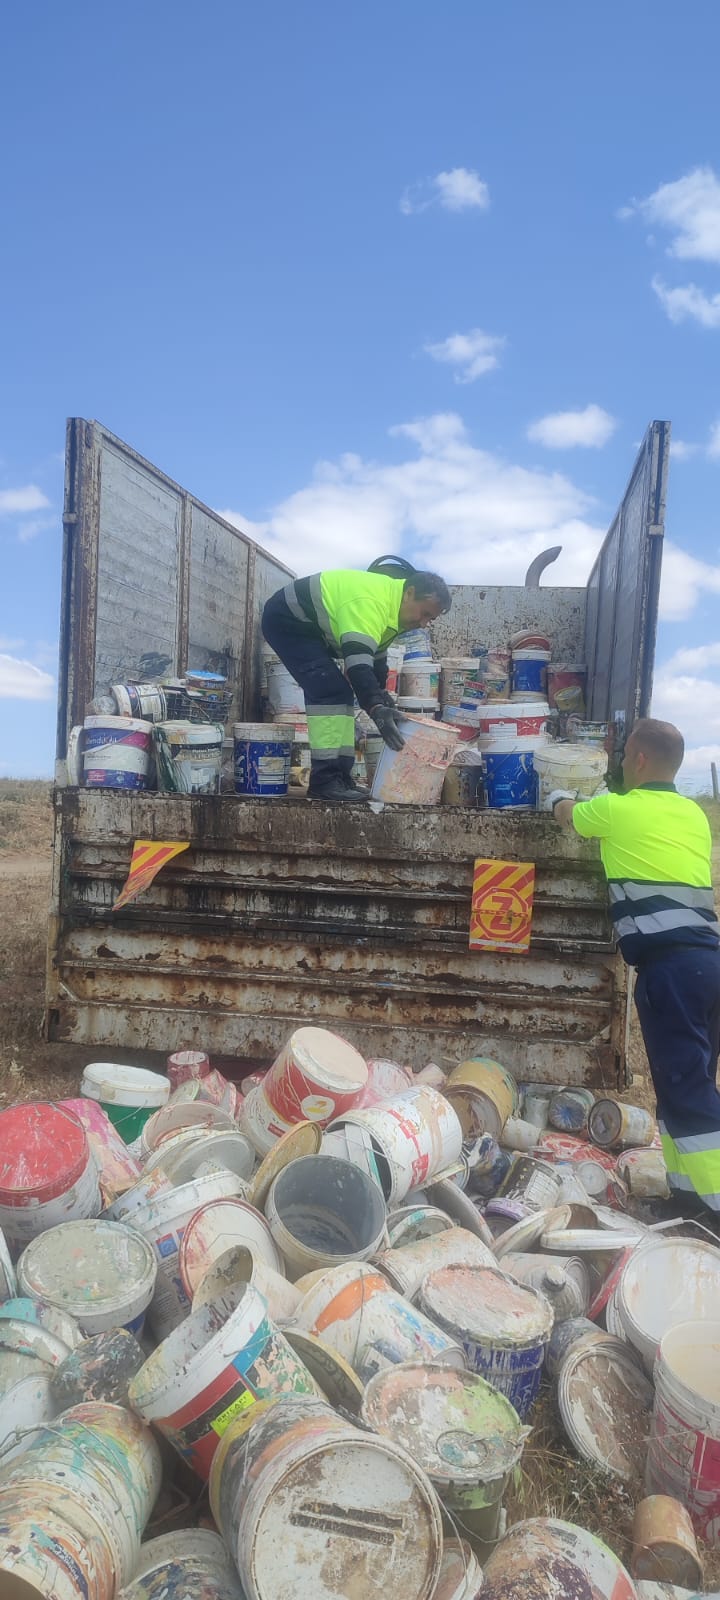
[621,167,720,263]
[659,543,720,621]
[0,486,51,517]
[17,516,55,544]
[652,276,720,328]
[424,328,505,383]
[670,438,701,461]
[707,422,720,459]
[527,405,617,450]
[0,653,55,701]
[401,167,489,216]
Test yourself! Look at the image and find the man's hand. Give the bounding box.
[372,704,405,751]
[545,788,578,827]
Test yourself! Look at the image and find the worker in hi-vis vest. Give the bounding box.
[262,559,451,801]
[549,718,720,1214]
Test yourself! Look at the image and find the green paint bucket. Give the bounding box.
[81,1063,171,1144]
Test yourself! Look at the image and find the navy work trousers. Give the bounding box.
[262,590,355,791]
[634,945,720,1210]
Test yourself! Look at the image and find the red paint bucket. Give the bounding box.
[166,1050,211,1091]
[263,1027,368,1126]
[0,1102,100,1251]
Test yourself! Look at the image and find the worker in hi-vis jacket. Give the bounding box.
[262,559,451,801]
[549,718,720,1215]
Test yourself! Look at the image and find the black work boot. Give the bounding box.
[307,777,370,802]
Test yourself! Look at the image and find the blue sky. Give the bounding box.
[2,1,720,785]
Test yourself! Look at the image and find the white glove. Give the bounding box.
[544,788,577,814]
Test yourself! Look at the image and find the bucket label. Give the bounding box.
[300,1093,336,1120]
[469,858,536,953]
[211,1384,255,1437]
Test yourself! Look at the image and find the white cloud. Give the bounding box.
[0,653,55,700]
[401,167,489,216]
[527,405,618,450]
[708,421,720,459]
[423,328,505,383]
[17,516,55,544]
[623,167,720,263]
[220,411,605,584]
[652,648,720,793]
[0,486,51,517]
[652,276,720,328]
[662,641,720,673]
[670,438,700,461]
[659,543,720,622]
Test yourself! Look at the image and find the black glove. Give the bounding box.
[372,704,405,751]
[375,689,396,709]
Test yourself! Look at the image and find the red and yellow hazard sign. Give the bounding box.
[113,840,189,911]
[469,858,536,953]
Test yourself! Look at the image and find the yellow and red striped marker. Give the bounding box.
[469,858,536,953]
[113,839,189,911]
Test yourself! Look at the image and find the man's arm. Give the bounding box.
[547,789,615,838]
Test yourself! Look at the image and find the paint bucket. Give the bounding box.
[434,1540,484,1600]
[154,720,224,794]
[558,1338,654,1480]
[1,1401,161,1587]
[647,1320,720,1543]
[102,1164,175,1224]
[483,739,544,809]
[293,1261,465,1382]
[496,1154,562,1212]
[141,1098,237,1156]
[440,658,482,708]
[131,1169,247,1339]
[0,1101,101,1250]
[476,701,549,737]
[501,1117,543,1152]
[265,1154,387,1281]
[209,1393,443,1600]
[263,1026,368,1127]
[482,1517,638,1600]
[617,1149,670,1199]
[466,1133,515,1199]
[546,1317,608,1378]
[166,1048,211,1089]
[233,722,293,797]
[399,661,440,699]
[159,1129,256,1186]
[194,1244,301,1323]
[522,1091,550,1128]
[371,715,461,805]
[362,1361,526,1544]
[0,1229,17,1301]
[385,1204,455,1248]
[618,1240,720,1375]
[60,1096,142,1208]
[112,682,167,722]
[631,1497,703,1589]
[355,1056,413,1107]
[328,1085,463,1205]
[547,663,587,716]
[534,741,608,808]
[548,1087,595,1135]
[589,1099,656,1150]
[511,648,550,700]
[178,1196,283,1298]
[363,734,385,784]
[242,1082,297,1155]
[266,660,305,714]
[17,1218,157,1336]
[442,762,484,808]
[396,695,439,716]
[122,1532,245,1599]
[503,1253,590,1322]
[50,1327,145,1409]
[0,1481,117,1599]
[83,713,153,789]
[81,1063,171,1144]
[375,1226,495,1299]
[418,1265,554,1420]
[444,1059,519,1143]
[128,1282,321,1479]
[397,627,433,660]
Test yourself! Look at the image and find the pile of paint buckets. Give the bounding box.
[1,1024,718,1595]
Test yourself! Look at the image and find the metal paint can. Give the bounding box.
[548,1087,596,1135]
[445,1059,519,1142]
[418,1264,553,1420]
[482,1517,638,1600]
[375,1226,496,1299]
[293,1261,465,1383]
[496,1155,562,1212]
[588,1100,656,1151]
[328,1085,463,1205]
[502,1253,590,1322]
[631,1497,703,1589]
[616,1149,669,1198]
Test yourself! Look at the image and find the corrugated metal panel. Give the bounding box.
[94,441,183,690]
[432,587,586,661]
[188,504,250,722]
[48,791,627,1087]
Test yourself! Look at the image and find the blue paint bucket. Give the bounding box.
[234,722,292,797]
[511,649,550,698]
[419,1264,553,1420]
[482,740,542,809]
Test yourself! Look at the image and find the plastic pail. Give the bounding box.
[0,1481,117,1600]
[440,658,481,708]
[83,714,153,790]
[483,740,543,809]
[266,661,305,714]
[418,1264,553,1420]
[371,716,460,805]
[264,1026,368,1127]
[122,1529,244,1599]
[482,1517,638,1600]
[154,720,223,794]
[193,1244,301,1324]
[617,1239,720,1374]
[178,1196,283,1298]
[375,1226,495,1298]
[511,649,550,699]
[647,1320,720,1543]
[476,701,549,737]
[112,682,167,722]
[293,1261,464,1383]
[534,742,608,808]
[17,1219,157,1336]
[0,1102,101,1250]
[234,722,293,796]
[399,662,440,699]
[81,1063,170,1144]
[265,1154,387,1280]
[328,1085,463,1205]
[131,1169,247,1339]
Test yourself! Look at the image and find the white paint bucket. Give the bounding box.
[355,1056,413,1107]
[386,1204,455,1248]
[475,701,549,737]
[375,1226,495,1299]
[418,1264,554,1420]
[265,1154,387,1281]
[0,1401,161,1588]
[83,713,153,790]
[242,1081,297,1155]
[209,1393,444,1600]
[267,661,305,714]
[502,1117,543,1152]
[0,1481,116,1598]
[264,1026,368,1127]
[17,1218,157,1336]
[617,1239,720,1374]
[534,741,608,808]
[158,1129,256,1186]
[647,1320,720,1544]
[328,1084,463,1205]
[140,1098,236,1156]
[558,1338,654,1480]
[482,1517,639,1600]
[131,1169,246,1339]
[178,1195,283,1298]
[399,662,440,699]
[123,1529,245,1598]
[154,719,224,794]
[440,658,481,708]
[617,1149,669,1199]
[363,734,385,784]
[194,1244,301,1324]
[0,1101,101,1250]
[166,1047,211,1088]
[128,1281,321,1479]
[371,715,461,804]
[293,1261,465,1382]
[81,1062,170,1145]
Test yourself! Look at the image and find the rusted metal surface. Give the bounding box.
[48,791,627,1084]
[431,586,586,661]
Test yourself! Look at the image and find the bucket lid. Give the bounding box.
[396,697,440,710]
[81,1063,170,1108]
[618,1238,720,1353]
[511,648,551,661]
[83,714,154,733]
[478,702,550,719]
[558,1341,654,1479]
[282,1329,365,1414]
[420,1264,553,1343]
[17,1220,156,1316]
[0,1103,89,1205]
[362,1362,526,1485]
[247,1121,322,1211]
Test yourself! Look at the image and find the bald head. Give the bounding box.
[622,718,684,790]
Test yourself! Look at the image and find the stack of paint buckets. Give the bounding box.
[396,629,439,720]
[476,700,550,810]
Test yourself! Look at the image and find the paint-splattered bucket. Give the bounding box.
[362,1361,527,1544]
[162,1129,256,1186]
[209,1393,444,1600]
[647,1320,720,1544]
[558,1339,654,1480]
[141,1099,236,1157]
[154,720,224,795]
[81,1062,171,1144]
[328,1085,463,1204]
[166,1049,211,1089]
[482,1517,638,1600]
[589,1100,656,1150]
[83,713,153,790]
[178,1196,283,1299]
[418,1264,553,1420]
[483,743,541,809]
[496,1154,562,1213]
[617,1240,720,1374]
[241,1081,296,1155]
[17,1218,157,1336]
[371,714,460,805]
[445,1059,519,1142]
[617,1148,669,1199]
[131,1169,247,1339]
[128,1281,321,1479]
[375,1226,495,1299]
[539,1131,619,1200]
[386,1204,455,1248]
[548,1087,596,1135]
[0,1481,116,1599]
[234,722,293,797]
[631,1496,703,1589]
[546,1316,608,1379]
[121,1529,245,1599]
[264,1026,368,1127]
[265,1154,387,1281]
[0,1101,101,1250]
[293,1261,465,1383]
[50,1327,146,1409]
[193,1244,301,1323]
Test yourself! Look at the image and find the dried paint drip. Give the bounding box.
[482,1517,639,1600]
[418,1265,553,1420]
[293,1261,465,1383]
[17,1219,157,1337]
